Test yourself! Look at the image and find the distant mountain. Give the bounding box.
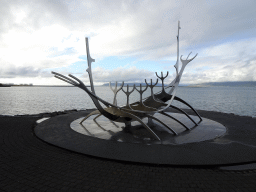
[103,81,256,87]
[102,83,164,87]
[0,83,11,87]
[190,81,256,87]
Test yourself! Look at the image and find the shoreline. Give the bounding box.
[0,109,92,118]
[0,108,255,119]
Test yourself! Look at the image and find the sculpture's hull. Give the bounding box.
[52,21,202,141]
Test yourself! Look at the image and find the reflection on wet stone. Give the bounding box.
[71,113,226,145]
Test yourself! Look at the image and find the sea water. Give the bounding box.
[0,86,255,117]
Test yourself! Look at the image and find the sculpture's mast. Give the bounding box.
[85,37,96,94]
[174,21,181,74]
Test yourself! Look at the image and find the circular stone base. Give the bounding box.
[35,111,256,165]
[70,113,226,145]
[34,111,256,165]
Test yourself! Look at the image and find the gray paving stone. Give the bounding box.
[0,111,256,191]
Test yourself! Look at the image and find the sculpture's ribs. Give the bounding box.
[52,21,202,141]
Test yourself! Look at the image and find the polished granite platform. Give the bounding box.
[2,112,256,191]
[70,113,226,145]
[34,111,256,165]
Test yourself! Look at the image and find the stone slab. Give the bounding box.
[70,113,226,145]
[34,112,256,165]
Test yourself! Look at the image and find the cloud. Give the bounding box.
[0,64,52,78]
[180,38,256,84]
[80,66,155,85]
[0,0,256,85]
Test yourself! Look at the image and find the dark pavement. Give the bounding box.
[1,111,256,192]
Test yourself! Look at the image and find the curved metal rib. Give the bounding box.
[145,114,177,135]
[80,124,94,136]
[160,111,190,130]
[153,51,198,113]
[121,110,161,141]
[93,114,102,121]
[93,119,107,132]
[80,110,100,124]
[53,71,121,121]
[173,96,203,122]
[138,23,198,115]
[109,120,119,128]
[169,105,198,126]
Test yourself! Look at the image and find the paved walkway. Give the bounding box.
[1,111,256,191]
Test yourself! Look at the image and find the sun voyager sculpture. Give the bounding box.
[52,21,202,141]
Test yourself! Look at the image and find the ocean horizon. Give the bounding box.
[0,86,255,117]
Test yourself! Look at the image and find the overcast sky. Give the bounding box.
[0,0,256,85]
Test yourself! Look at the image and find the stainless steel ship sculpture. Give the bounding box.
[52,22,202,141]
